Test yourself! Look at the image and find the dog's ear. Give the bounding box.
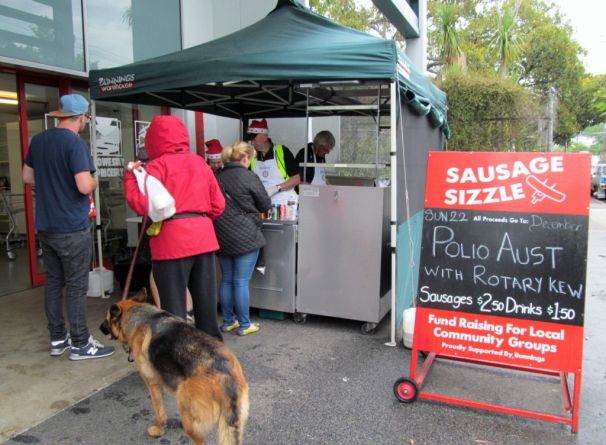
[131,287,148,303]
[109,303,122,320]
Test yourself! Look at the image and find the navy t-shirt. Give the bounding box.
[25,128,95,233]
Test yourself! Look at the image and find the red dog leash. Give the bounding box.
[121,163,154,301]
[120,213,149,301]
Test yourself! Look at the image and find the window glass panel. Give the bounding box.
[0,0,84,71]
[86,0,133,69]
[24,82,62,276]
[85,97,134,255]
[0,73,19,196]
[0,73,33,295]
[131,0,181,62]
[87,0,181,70]
[71,97,163,254]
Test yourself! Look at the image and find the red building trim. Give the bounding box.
[195,112,205,157]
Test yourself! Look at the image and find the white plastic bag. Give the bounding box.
[132,167,176,222]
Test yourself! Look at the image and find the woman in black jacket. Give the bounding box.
[214,142,272,335]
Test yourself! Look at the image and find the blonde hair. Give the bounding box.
[222,141,255,164]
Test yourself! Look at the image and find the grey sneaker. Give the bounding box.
[69,336,115,361]
[50,334,71,356]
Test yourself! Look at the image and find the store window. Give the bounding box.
[71,92,164,256]
[0,0,85,72]
[0,74,19,195]
[87,0,181,70]
[0,0,181,73]
[0,73,28,295]
[86,0,133,70]
[130,0,181,61]
[90,99,135,255]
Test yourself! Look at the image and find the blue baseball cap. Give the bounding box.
[49,94,90,117]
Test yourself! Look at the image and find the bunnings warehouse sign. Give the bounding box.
[413,152,590,372]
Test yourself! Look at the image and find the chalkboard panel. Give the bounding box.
[417,209,587,326]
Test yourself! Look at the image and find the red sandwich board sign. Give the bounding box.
[399,151,591,431]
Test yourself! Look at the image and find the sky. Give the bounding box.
[550,0,606,75]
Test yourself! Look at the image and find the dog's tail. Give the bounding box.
[218,384,249,445]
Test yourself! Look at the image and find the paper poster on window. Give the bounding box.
[135,120,150,154]
[95,117,121,157]
[95,117,122,177]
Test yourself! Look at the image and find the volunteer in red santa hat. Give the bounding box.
[205,139,223,173]
[246,119,300,205]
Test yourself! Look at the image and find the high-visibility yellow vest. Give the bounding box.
[251,144,290,180]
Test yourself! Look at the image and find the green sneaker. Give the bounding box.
[237,323,260,336]
[221,320,240,333]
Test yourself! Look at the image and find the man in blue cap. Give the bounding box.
[22,94,114,360]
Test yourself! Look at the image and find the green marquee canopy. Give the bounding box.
[89,0,448,135]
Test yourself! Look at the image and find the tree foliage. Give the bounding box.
[489,1,521,78]
[595,90,606,120]
[428,0,600,145]
[582,75,606,123]
[517,23,586,144]
[519,25,584,93]
[433,2,467,72]
[308,0,402,42]
[307,0,604,149]
[437,72,541,151]
[309,0,371,31]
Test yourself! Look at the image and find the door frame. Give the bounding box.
[17,70,88,286]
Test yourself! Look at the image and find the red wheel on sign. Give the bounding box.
[393,377,418,403]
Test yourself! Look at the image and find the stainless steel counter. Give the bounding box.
[249,185,391,332]
[296,185,391,328]
[249,220,297,313]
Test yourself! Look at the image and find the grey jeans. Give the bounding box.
[38,228,92,347]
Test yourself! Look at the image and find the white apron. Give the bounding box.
[310,152,326,186]
[254,152,298,205]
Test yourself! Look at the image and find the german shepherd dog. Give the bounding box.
[100,290,249,445]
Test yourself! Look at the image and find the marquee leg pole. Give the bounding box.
[385,79,397,347]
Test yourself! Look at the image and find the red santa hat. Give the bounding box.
[247,119,269,134]
[205,139,223,160]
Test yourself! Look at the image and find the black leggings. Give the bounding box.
[152,252,222,341]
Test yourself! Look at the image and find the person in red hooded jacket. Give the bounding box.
[124,115,225,340]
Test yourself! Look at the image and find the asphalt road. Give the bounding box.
[6,199,606,445]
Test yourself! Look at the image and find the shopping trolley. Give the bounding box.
[0,189,25,260]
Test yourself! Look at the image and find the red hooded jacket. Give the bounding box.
[124,115,225,260]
